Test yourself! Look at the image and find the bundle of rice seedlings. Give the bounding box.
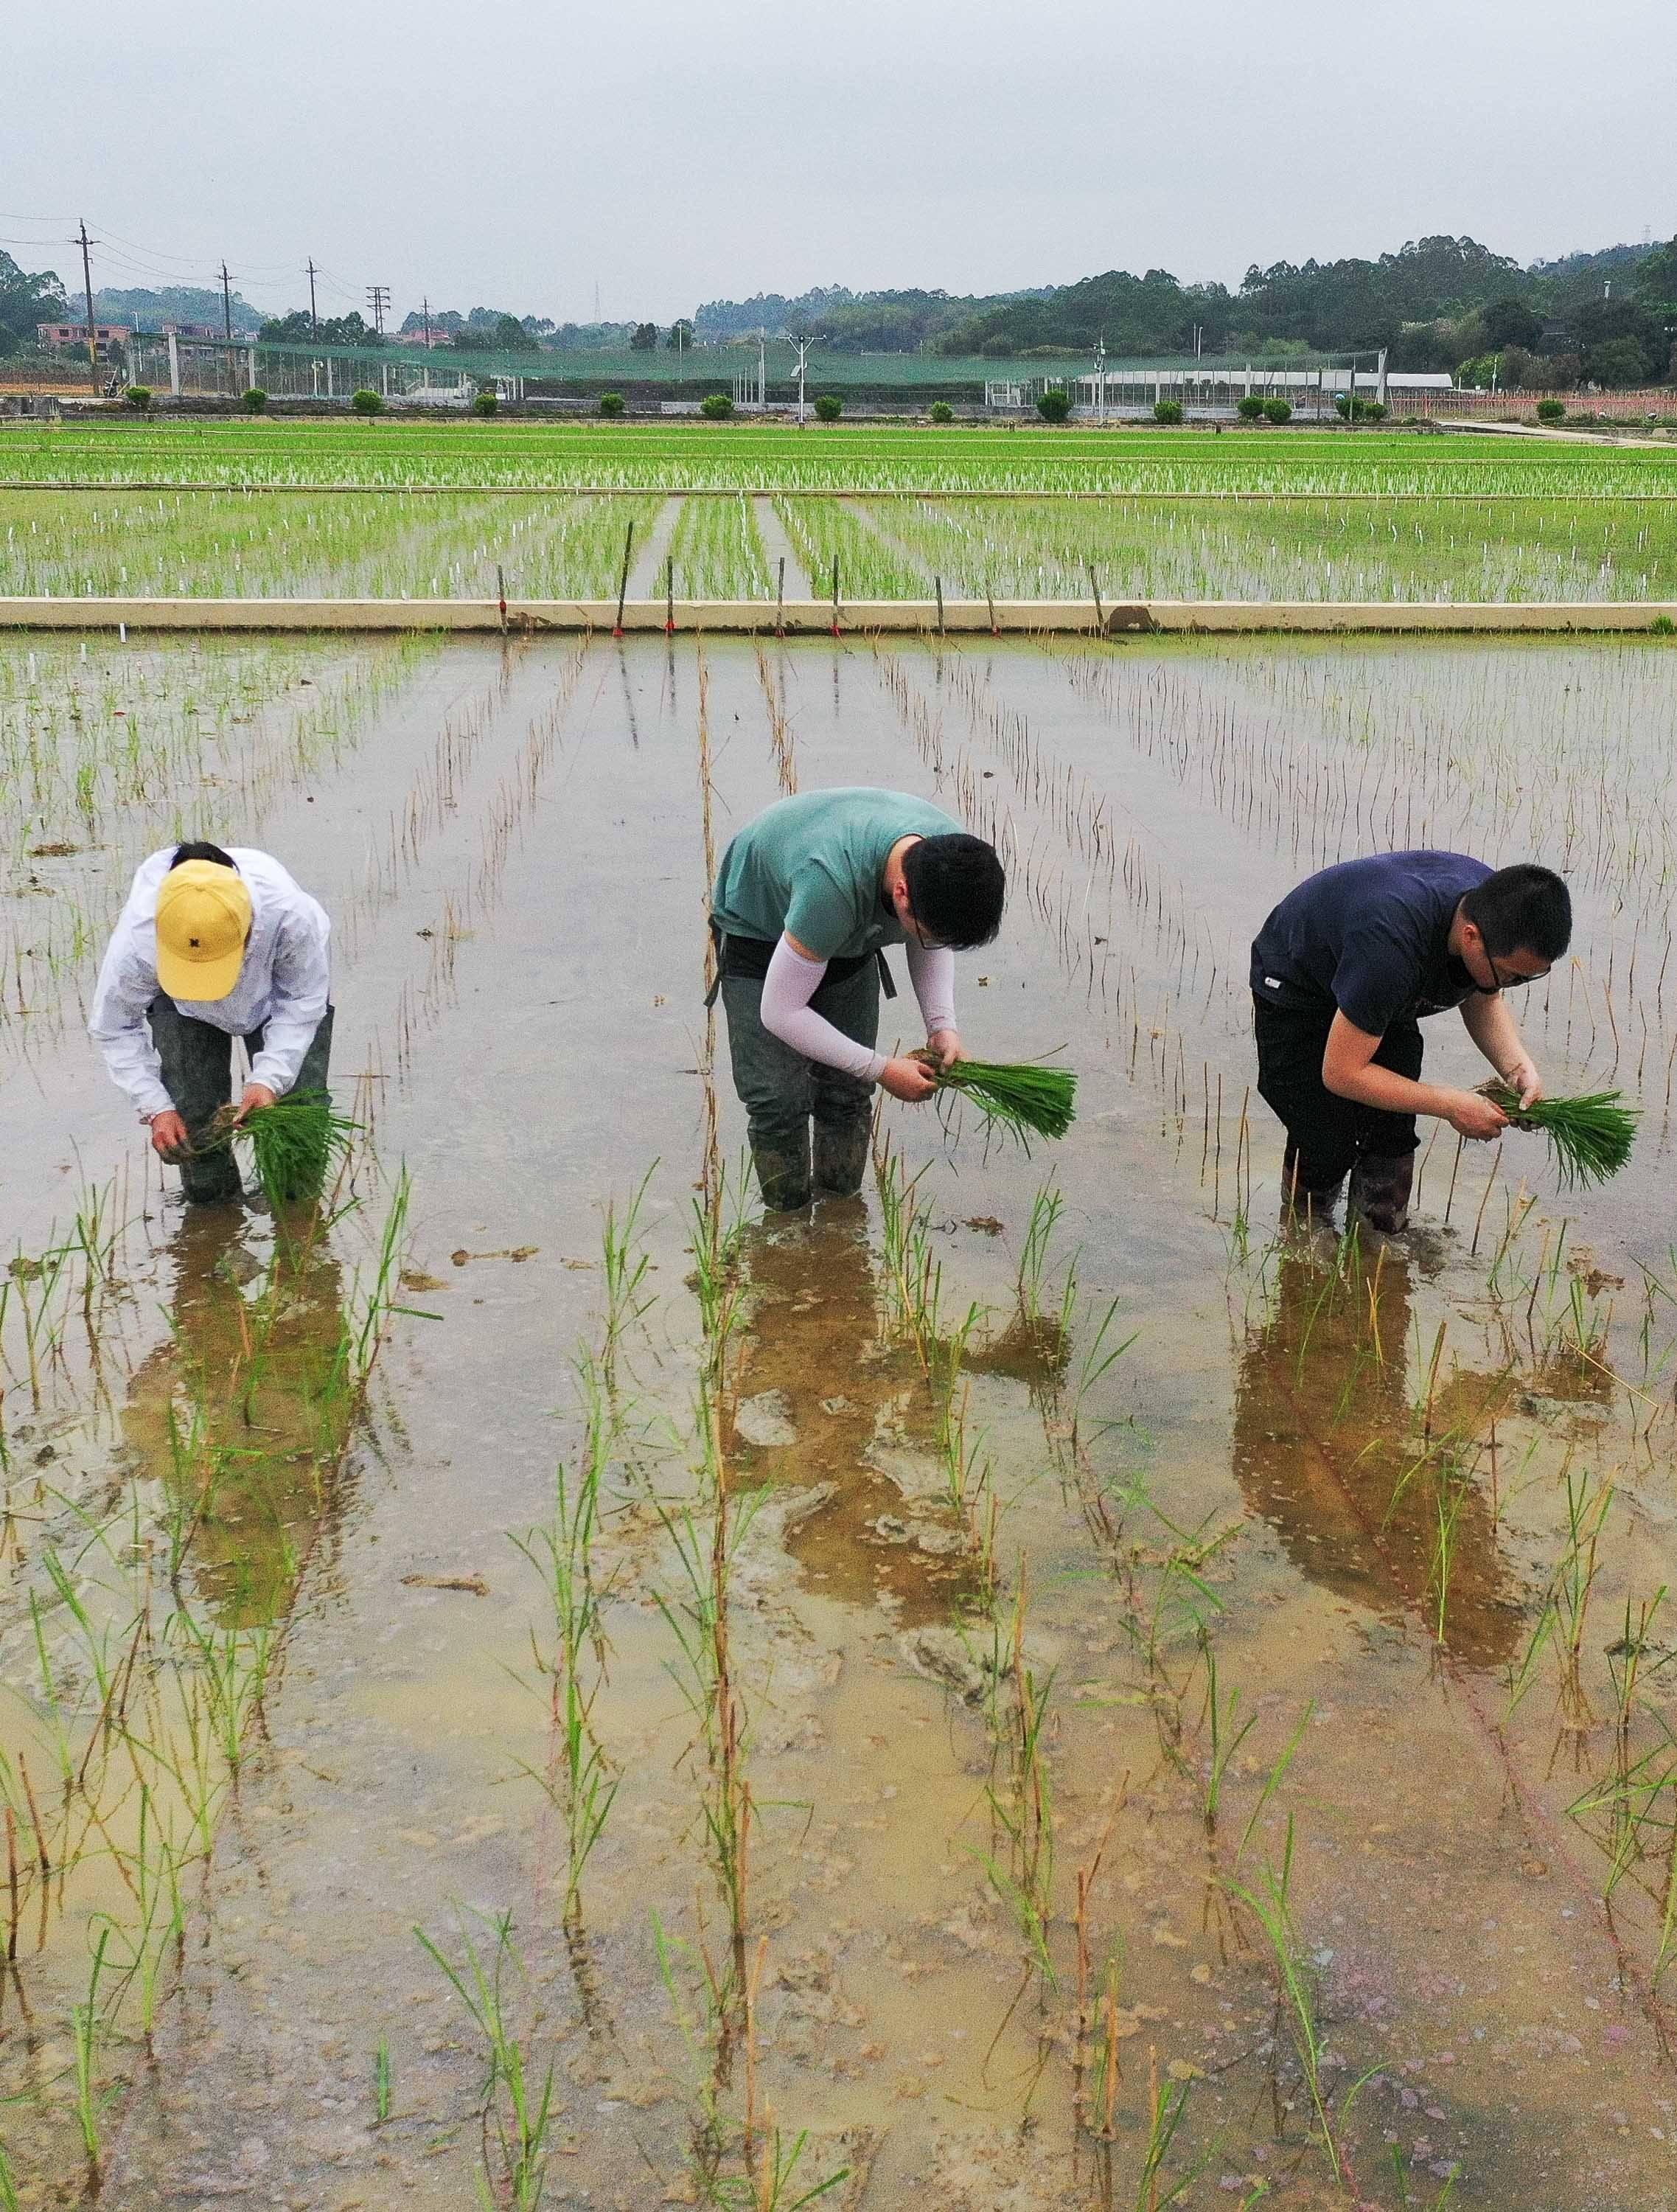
[918,1054,1077,1147]
[198,1090,360,1204]
[1482,1081,1639,1189]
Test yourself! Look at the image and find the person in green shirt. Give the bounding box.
[710,787,1007,1211]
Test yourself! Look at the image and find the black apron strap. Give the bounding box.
[707,929,896,1006]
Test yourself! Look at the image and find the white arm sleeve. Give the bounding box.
[760,937,889,1084]
[904,939,957,1036]
[248,908,331,1097]
[88,944,172,1120]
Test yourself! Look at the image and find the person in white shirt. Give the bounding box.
[88,841,333,1204]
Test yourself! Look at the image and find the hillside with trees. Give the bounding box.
[695,234,1677,387]
[3,231,1673,387]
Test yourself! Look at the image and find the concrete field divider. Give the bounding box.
[1,597,1676,638]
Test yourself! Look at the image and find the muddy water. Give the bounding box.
[2,635,1676,2210]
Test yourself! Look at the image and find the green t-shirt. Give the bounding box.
[711,787,962,961]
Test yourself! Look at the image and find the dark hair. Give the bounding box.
[170,841,237,871]
[1461,863,1572,961]
[901,833,1005,950]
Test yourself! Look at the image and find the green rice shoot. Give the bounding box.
[198,1090,360,1204]
[924,1055,1077,1147]
[1482,1082,1639,1189]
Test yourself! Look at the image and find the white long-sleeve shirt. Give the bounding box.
[759,934,957,1081]
[88,847,332,1120]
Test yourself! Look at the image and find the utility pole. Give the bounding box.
[758,327,766,409]
[1095,333,1106,425]
[366,284,391,335]
[422,296,432,349]
[219,261,234,342]
[789,333,815,424]
[77,219,98,369]
[307,259,319,336]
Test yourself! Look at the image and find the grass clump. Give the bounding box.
[1483,1082,1639,1188]
[921,1054,1077,1146]
[198,1090,359,1203]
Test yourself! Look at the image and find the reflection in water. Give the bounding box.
[1232,1236,1524,1667]
[723,1200,980,1626]
[122,1207,352,1627]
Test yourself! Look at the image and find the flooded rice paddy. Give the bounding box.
[3,630,1677,2210]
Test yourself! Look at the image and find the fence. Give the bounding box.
[1394,386,1677,425]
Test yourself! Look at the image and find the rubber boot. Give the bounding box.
[752,1138,812,1214]
[1348,1151,1414,1235]
[812,1115,871,1200]
[1280,1142,1345,1227]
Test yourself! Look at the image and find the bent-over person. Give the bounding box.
[710,788,1006,1212]
[89,840,333,1205]
[1251,852,1570,1234]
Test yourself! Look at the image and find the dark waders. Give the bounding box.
[711,933,893,1212]
[1253,997,1419,1234]
[147,995,335,1203]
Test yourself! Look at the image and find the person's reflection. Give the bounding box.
[122,1205,351,1628]
[722,1199,979,1624]
[1231,1237,1522,1667]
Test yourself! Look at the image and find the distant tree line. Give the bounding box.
[691,236,1677,389]
[4,232,1674,389]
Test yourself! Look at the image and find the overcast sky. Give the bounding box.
[7,0,1672,324]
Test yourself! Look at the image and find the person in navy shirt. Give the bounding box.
[1250,853,1571,1232]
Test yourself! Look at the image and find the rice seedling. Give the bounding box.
[599,1162,657,1385]
[1134,2043,1214,2212]
[1391,2145,1461,2208]
[924,1054,1077,1147]
[414,1909,557,2212]
[1015,1181,1067,1326]
[1482,1082,1639,1188]
[374,2037,392,2124]
[509,1357,621,1927]
[1230,1816,1367,2186]
[194,1088,360,1206]
[1197,1636,1257,1842]
[972,1573,1059,2008]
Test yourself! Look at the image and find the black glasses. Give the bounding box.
[1481,957,1548,993]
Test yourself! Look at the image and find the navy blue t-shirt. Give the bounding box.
[1251,852,1493,1035]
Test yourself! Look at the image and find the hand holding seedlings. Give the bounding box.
[1499,1052,1544,1110]
[237,1082,278,1122]
[925,1027,964,1071]
[880,1055,940,1103]
[1446,1088,1510,1142]
[148,1109,190,1159]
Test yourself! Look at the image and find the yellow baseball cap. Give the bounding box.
[155,860,252,1001]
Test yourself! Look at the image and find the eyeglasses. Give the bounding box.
[1478,956,1549,994]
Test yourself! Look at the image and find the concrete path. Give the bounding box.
[1435,418,1676,451]
[625,495,684,597]
[751,496,813,601]
[11,595,1675,636]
